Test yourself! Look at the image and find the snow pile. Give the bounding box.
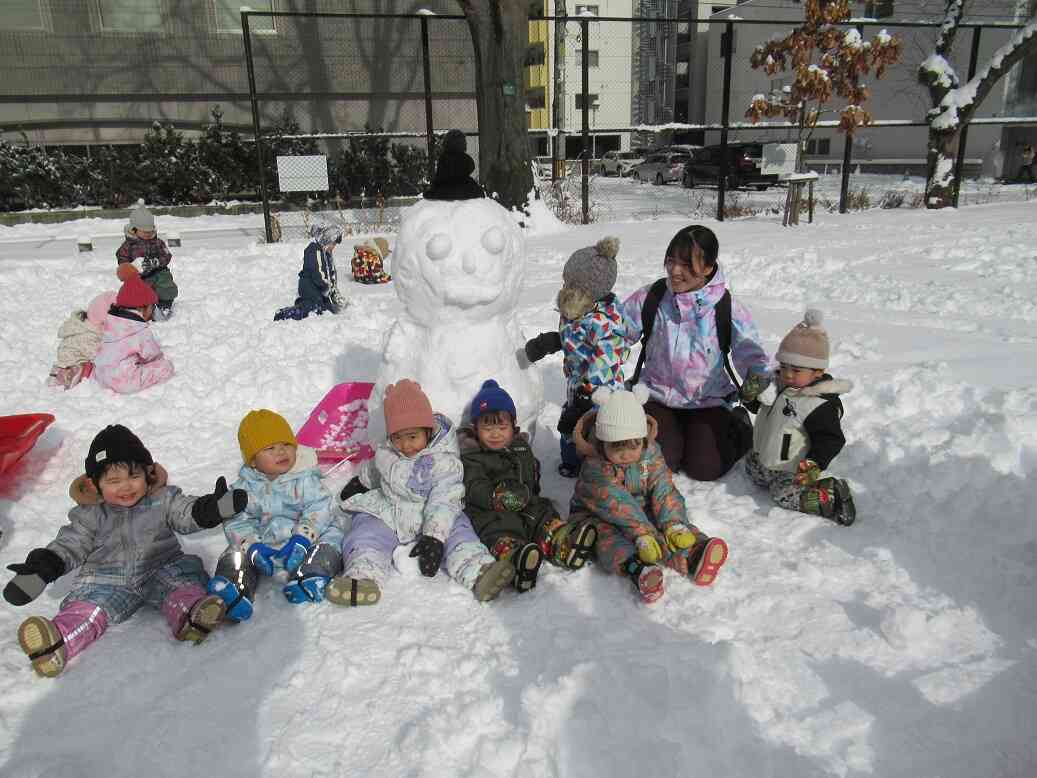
[0,199,1036,777]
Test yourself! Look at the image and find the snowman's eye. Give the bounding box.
[481,227,506,255]
[426,233,452,261]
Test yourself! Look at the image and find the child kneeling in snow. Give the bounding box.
[459,379,597,593]
[116,202,178,319]
[522,237,637,478]
[744,311,856,526]
[207,410,342,621]
[330,379,514,606]
[274,222,347,321]
[568,387,729,604]
[47,290,116,390]
[93,269,175,394]
[2,425,245,677]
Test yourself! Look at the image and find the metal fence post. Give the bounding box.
[581,17,590,225]
[242,10,272,243]
[717,21,733,222]
[838,133,853,213]
[953,26,982,208]
[420,15,436,185]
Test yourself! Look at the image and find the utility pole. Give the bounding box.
[552,0,567,181]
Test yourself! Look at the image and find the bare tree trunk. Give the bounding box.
[458,1,534,210]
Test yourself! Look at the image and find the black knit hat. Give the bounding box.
[85,425,153,484]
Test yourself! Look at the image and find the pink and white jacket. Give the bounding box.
[94,309,174,394]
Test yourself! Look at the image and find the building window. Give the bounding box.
[711,5,728,14]
[864,0,893,18]
[98,0,163,32]
[1,0,46,30]
[526,89,546,110]
[806,138,831,155]
[575,93,600,109]
[575,50,600,67]
[216,0,275,33]
[575,4,599,14]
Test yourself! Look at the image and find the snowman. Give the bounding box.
[367,195,543,442]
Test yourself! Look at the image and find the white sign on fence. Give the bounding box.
[761,143,798,177]
[276,155,329,192]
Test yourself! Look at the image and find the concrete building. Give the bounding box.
[0,0,472,147]
[701,0,1036,172]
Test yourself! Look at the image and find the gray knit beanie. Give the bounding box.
[129,200,155,232]
[562,236,620,302]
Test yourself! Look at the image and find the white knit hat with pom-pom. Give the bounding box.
[777,309,829,370]
[593,384,650,442]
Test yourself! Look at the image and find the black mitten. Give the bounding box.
[409,535,445,577]
[339,476,369,502]
[524,332,562,364]
[4,548,65,606]
[556,393,594,436]
[192,476,248,528]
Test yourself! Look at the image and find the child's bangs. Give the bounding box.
[477,411,513,427]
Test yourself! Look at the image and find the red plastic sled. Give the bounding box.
[296,382,375,475]
[0,414,56,475]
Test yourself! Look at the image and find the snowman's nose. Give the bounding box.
[426,233,452,261]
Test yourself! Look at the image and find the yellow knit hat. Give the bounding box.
[238,409,297,464]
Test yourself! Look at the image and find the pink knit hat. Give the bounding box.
[383,379,435,436]
[86,291,117,330]
[116,273,158,309]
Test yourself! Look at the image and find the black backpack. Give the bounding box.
[629,278,740,399]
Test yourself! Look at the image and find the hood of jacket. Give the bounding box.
[59,311,97,338]
[102,310,148,344]
[777,374,853,398]
[571,409,658,459]
[668,263,730,321]
[235,444,321,490]
[69,462,170,506]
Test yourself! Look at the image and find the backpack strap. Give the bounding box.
[715,289,740,392]
[630,278,668,386]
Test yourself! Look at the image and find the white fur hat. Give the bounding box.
[592,384,650,442]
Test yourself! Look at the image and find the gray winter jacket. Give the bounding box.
[47,486,211,588]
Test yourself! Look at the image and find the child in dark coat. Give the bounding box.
[115,201,177,319]
[459,380,597,593]
[744,310,856,525]
[274,222,346,321]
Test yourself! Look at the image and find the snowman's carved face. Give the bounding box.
[393,199,525,322]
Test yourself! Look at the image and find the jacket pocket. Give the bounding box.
[780,433,791,461]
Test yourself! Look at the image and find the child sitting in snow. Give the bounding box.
[568,386,730,604]
[2,424,245,677]
[274,222,347,321]
[523,237,636,477]
[46,290,116,390]
[207,410,342,621]
[744,311,856,526]
[116,201,178,320]
[330,379,513,606]
[351,238,392,284]
[93,269,175,394]
[458,380,597,593]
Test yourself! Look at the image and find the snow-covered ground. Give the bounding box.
[0,191,1036,778]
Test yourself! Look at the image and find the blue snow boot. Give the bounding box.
[209,549,258,622]
[283,576,330,604]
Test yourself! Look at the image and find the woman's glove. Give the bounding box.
[3,548,65,606]
[492,481,531,513]
[793,459,822,486]
[410,535,445,577]
[191,477,248,528]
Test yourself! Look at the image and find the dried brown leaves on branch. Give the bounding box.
[744,0,901,135]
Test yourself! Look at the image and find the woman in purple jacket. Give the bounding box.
[622,225,770,480]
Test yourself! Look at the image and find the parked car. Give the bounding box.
[630,152,691,185]
[597,150,646,177]
[681,143,779,190]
